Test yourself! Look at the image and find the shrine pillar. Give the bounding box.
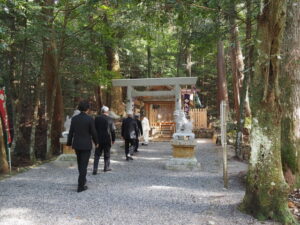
[126,85,133,113]
[174,85,181,111]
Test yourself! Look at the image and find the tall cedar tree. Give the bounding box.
[242,0,296,223]
[280,0,300,188]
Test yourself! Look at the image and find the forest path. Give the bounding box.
[0,139,278,225]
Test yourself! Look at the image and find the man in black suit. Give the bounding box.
[121,111,139,161]
[67,100,98,192]
[134,114,143,153]
[93,106,116,174]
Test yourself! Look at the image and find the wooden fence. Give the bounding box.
[149,109,157,127]
[189,108,207,129]
[149,108,207,129]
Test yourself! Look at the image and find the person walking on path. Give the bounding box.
[134,114,143,153]
[141,115,150,145]
[93,106,116,174]
[67,100,98,192]
[121,111,139,161]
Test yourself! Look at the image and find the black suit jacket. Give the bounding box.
[95,114,116,145]
[121,117,139,140]
[67,112,98,150]
[136,119,143,137]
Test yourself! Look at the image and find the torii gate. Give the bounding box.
[112,77,198,114]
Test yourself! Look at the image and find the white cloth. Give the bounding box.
[142,117,150,144]
[62,109,80,137]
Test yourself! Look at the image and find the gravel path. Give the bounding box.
[0,139,279,225]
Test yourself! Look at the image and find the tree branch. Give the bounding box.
[53,2,85,21]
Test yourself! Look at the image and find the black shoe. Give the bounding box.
[134,150,139,153]
[126,157,130,161]
[92,171,97,175]
[128,156,133,160]
[77,185,88,193]
[104,168,112,172]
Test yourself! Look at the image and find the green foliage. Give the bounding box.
[0,0,254,117]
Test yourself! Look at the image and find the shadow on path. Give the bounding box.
[0,139,278,225]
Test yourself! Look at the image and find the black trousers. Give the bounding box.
[93,144,111,171]
[75,149,91,188]
[134,138,139,152]
[125,139,135,157]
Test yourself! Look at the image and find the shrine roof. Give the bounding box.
[112,77,197,87]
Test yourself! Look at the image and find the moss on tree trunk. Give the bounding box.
[281,117,300,188]
[242,0,297,224]
[280,0,300,188]
[242,113,294,223]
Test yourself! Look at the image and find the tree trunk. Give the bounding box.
[185,48,192,77]
[41,0,60,158]
[12,18,35,163]
[147,45,152,78]
[228,1,244,122]
[73,80,80,108]
[0,119,9,174]
[35,92,47,160]
[43,39,58,159]
[51,78,64,155]
[243,0,253,118]
[49,2,72,156]
[95,85,103,111]
[280,0,300,188]
[13,93,33,162]
[217,40,229,112]
[105,46,124,115]
[4,5,19,159]
[242,1,296,223]
[29,88,39,162]
[176,30,184,77]
[235,0,253,157]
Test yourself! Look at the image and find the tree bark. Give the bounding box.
[41,0,60,158]
[49,2,72,155]
[228,0,245,122]
[280,0,300,188]
[35,91,47,159]
[29,85,40,162]
[4,3,19,159]
[105,46,124,115]
[243,0,253,118]
[43,39,58,159]
[185,48,192,77]
[101,6,124,115]
[242,1,296,223]
[51,78,64,155]
[217,40,229,112]
[95,86,103,111]
[12,16,35,163]
[235,0,253,157]
[176,29,184,77]
[13,93,33,162]
[0,119,9,174]
[147,45,152,78]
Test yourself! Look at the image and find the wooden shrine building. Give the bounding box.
[112,77,207,139]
